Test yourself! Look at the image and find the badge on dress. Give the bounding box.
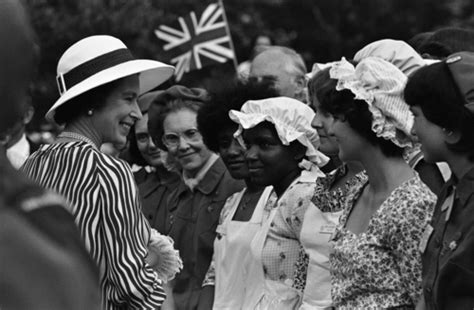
[319,224,336,235]
[419,224,434,253]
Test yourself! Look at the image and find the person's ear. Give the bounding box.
[443,128,461,144]
[294,76,307,103]
[22,105,34,125]
[290,141,306,162]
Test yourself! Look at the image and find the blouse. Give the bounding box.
[330,174,436,309]
[22,141,165,310]
[261,169,323,290]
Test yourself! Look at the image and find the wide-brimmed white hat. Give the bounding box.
[46,35,175,123]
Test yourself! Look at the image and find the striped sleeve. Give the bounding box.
[97,155,166,309]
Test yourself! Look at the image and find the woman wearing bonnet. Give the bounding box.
[229,97,329,309]
[319,57,436,309]
[22,35,180,309]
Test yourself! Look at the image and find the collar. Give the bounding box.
[451,167,474,207]
[182,153,219,191]
[6,134,30,169]
[177,155,226,195]
[131,164,155,174]
[298,161,325,183]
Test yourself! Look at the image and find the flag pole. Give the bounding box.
[218,0,239,73]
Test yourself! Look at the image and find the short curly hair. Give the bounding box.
[148,85,208,150]
[197,77,279,153]
[309,67,403,157]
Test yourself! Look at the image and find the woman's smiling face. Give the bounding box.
[162,108,212,175]
[92,74,142,146]
[242,122,301,188]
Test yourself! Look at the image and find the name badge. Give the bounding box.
[419,224,434,253]
[319,224,336,235]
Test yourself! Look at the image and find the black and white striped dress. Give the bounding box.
[22,141,166,309]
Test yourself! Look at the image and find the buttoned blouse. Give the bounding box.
[421,167,474,310]
[260,170,323,290]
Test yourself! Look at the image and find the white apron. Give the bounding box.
[242,189,302,310]
[213,187,273,310]
[299,206,341,309]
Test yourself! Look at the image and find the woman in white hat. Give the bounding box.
[22,35,175,309]
[319,57,436,309]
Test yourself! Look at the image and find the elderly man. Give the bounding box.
[249,46,308,102]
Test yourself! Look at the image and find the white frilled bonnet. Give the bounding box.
[228,97,329,167]
[330,56,414,148]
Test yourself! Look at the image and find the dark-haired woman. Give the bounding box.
[229,97,328,309]
[196,79,278,309]
[147,85,244,310]
[292,67,367,309]
[405,52,474,310]
[322,57,436,309]
[22,35,174,309]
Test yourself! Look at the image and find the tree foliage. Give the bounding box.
[24,0,473,129]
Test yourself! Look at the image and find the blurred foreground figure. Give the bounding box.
[0,1,100,309]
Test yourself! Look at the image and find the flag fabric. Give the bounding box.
[154,2,236,81]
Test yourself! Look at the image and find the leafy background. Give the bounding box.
[24,0,474,130]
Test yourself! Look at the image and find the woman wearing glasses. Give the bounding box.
[148,85,244,310]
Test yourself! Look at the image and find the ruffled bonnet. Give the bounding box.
[329,56,414,148]
[229,97,329,167]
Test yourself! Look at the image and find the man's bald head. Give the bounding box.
[0,0,38,134]
[249,46,307,102]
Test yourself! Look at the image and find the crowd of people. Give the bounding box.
[1,1,474,309]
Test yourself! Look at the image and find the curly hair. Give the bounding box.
[197,77,279,153]
[309,67,403,157]
[404,61,474,160]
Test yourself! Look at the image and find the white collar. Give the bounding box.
[7,134,30,169]
[182,153,219,191]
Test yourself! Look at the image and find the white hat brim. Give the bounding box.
[46,59,174,123]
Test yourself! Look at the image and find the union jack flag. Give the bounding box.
[154,2,236,81]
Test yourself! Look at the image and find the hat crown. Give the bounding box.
[57,35,127,76]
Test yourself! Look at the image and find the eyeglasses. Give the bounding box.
[162,128,202,148]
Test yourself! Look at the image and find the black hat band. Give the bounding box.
[56,48,134,95]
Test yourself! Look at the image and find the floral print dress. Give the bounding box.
[330,174,436,309]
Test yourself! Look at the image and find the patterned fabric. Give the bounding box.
[260,172,319,291]
[22,141,165,310]
[293,167,368,290]
[330,174,436,309]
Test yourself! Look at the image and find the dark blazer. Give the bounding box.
[422,167,474,310]
[134,167,181,235]
[168,157,244,310]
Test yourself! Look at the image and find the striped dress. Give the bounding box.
[22,141,166,310]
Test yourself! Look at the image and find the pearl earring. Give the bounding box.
[87,109,93,116]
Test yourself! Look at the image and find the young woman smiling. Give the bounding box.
[229,97,328,309]
[196,79,278,309]
[405,52,474,310]
[320,57,436,309]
